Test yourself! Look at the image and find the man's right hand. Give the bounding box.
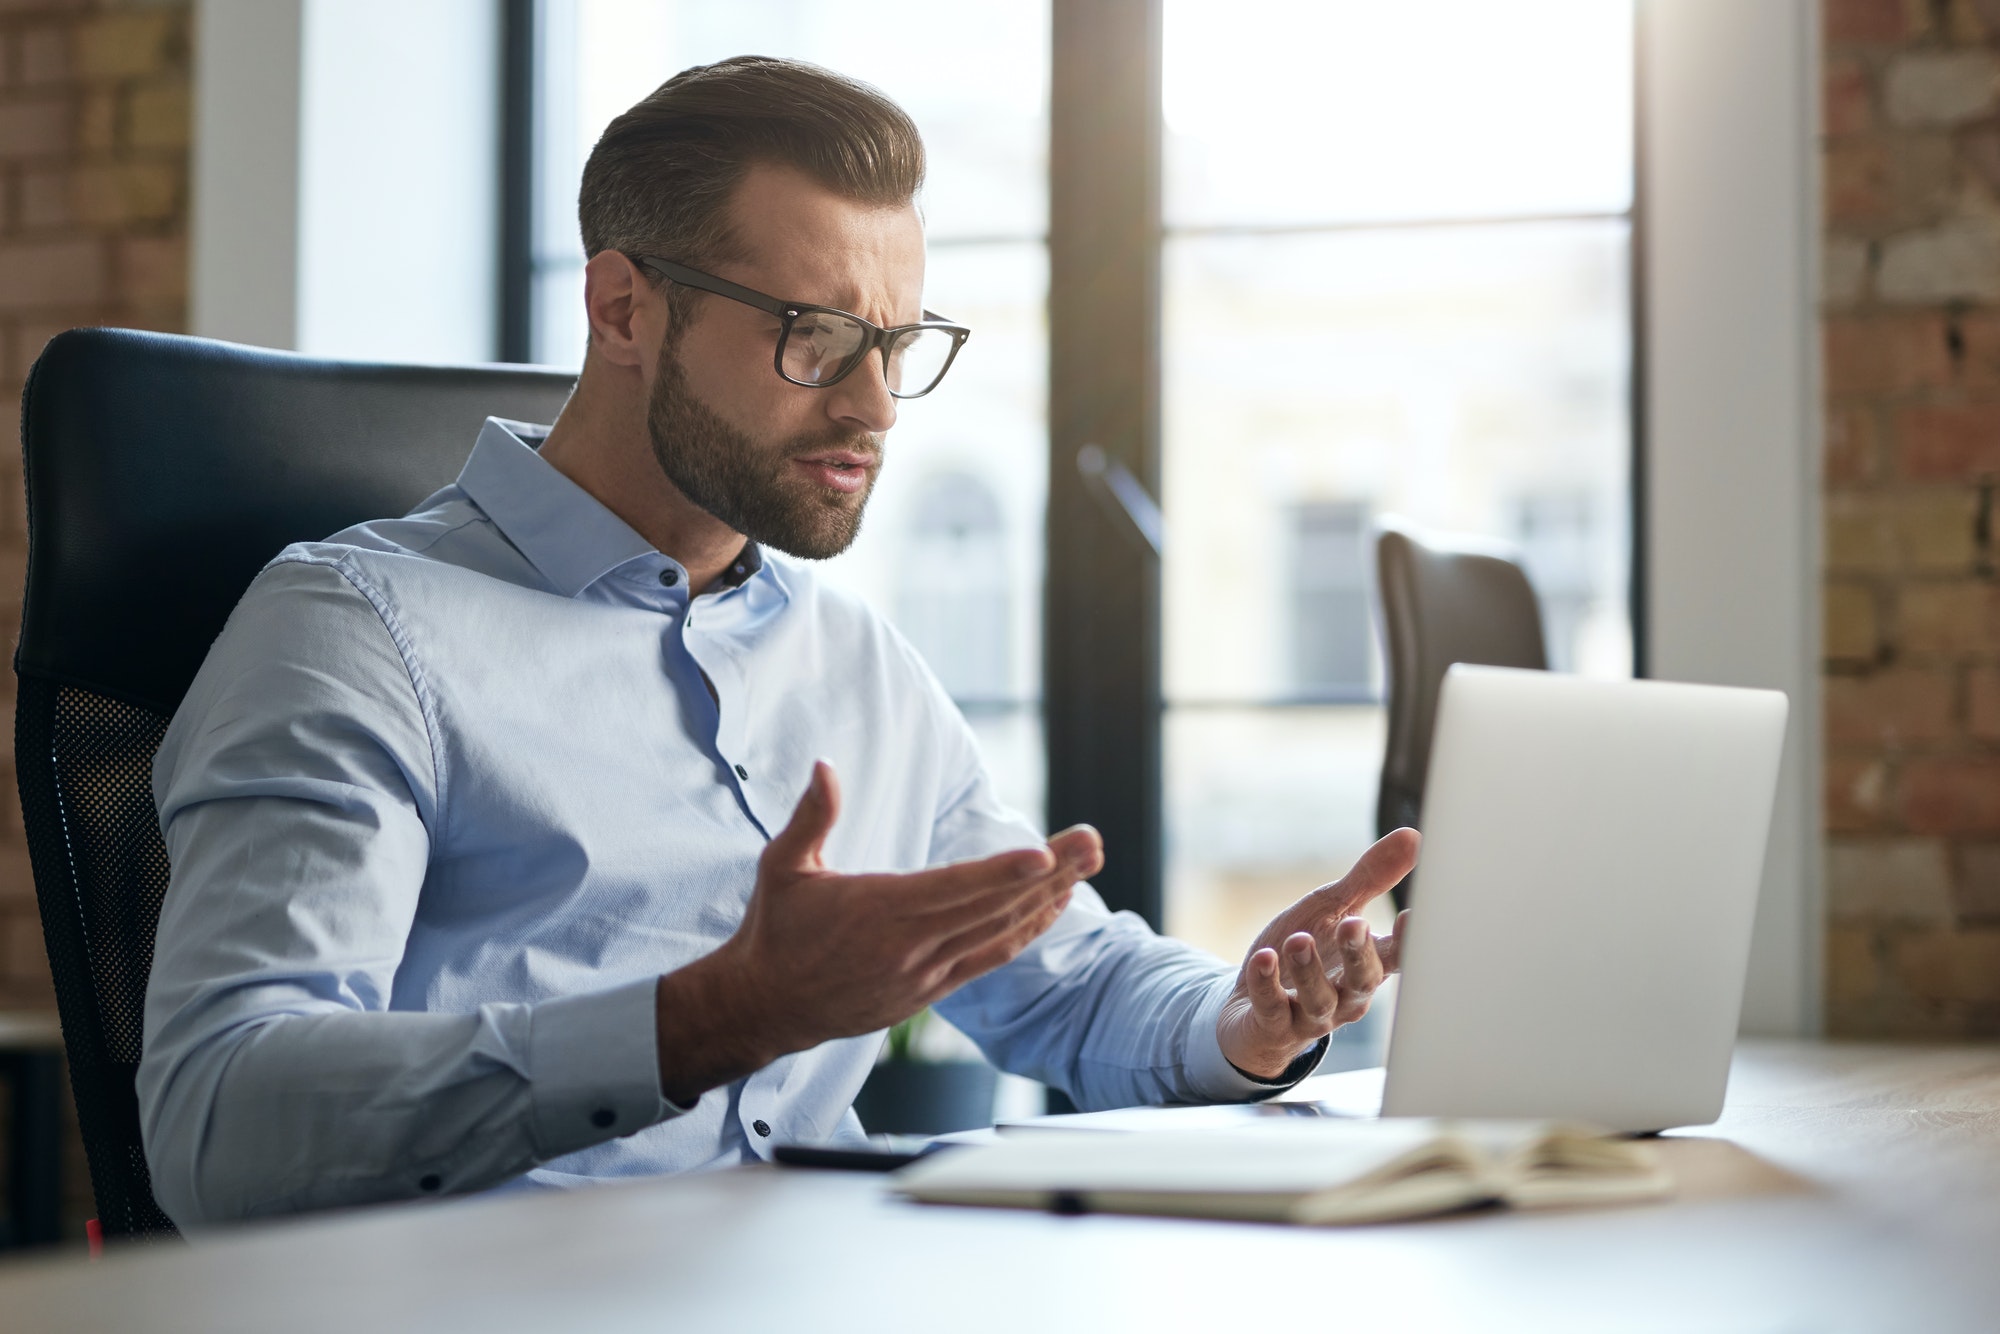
[652,760,1102,1106]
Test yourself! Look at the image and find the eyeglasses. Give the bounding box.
[629,254,971,399]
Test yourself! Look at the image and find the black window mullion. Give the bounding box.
[1045,0,1165,928]
[498,0,537,364]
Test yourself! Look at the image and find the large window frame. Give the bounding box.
[495,0,1645,933]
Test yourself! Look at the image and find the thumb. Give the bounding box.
[1317,827,1420,918]
[764,759,840,875]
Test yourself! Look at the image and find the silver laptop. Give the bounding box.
[1374,664,1788,1133]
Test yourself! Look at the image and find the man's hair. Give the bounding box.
[578,55,926,291]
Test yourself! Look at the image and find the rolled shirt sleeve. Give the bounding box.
[139,557,684,1229]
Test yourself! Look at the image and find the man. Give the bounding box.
[139,56,1415,1228]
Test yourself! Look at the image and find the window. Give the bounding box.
[1158,0,1638,989]
[510,3,1641,1018]
[519,0,1051,819]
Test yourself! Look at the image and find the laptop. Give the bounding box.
[1371,664,1788,1132]
[996,664,1788,1141]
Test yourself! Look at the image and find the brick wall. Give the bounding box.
[1823,0,2000,1033]
[0,0,190,1241]
[0,0,188,1009]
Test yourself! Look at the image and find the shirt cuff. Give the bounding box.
[524,976,688,1160]
[1183,975,1333,1103]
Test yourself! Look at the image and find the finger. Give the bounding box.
[930,885,1075,993]
[761,759,841,875]
[883,844,1061,912]
[930,874,1074,960]
[1334,917,1384,998]
[1305,827,1420,921]
[1045,824,1104,880]
[1376,909,1411,974]
[1280,932,1338,1026]
[1244,948,1291,1025]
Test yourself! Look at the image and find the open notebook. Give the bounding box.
[896,1119,1670,1226]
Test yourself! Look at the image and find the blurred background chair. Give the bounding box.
[1373,519,1548,910]
[14,328,573,1242]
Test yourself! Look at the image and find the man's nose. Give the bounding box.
[825,349,898,435]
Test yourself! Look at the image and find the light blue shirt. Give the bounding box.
[139,419,1315,1229]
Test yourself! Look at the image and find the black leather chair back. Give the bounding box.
[1373,521,1547,909]
[14,328,575,1239]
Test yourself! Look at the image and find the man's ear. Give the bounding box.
[582,250,666,370]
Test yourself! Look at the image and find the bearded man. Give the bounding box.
[138,56,1415,1228]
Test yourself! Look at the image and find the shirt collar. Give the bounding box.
[456,419,654,596]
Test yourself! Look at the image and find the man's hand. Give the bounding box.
[653,760,1104,1105]
[1215,828,1419,1081]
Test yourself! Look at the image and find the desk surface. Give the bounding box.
[6,1041,2000,1333]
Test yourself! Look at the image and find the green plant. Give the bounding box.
[884,1007,934,1062]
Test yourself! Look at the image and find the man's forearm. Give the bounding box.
[653,948,791,1106]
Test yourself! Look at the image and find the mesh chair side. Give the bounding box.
[15,674,180,1241]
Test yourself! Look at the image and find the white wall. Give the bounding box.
[191,0,503,362]
[189,0,304,349]
[1642,0,1822,1035]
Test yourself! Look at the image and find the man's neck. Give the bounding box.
[536,371,749,593]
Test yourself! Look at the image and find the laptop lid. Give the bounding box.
[1378,665,1788,1133]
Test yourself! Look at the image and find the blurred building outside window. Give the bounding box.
[1160,0,1637,1065]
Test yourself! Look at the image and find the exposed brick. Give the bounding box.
[1824,489,1978,573]
[15,167,69,229]
[71,10,178,82]
[1826,583,1881,661]
[1883,51,1999,126]
[1825,667,1957,747]
[1826,403,1879,483]
[1829,837,1955,921]
[1824,312,1955,393]
[1959,312,2000,390]
[1973,667,2000,740]
[0,97,71,161]
[1828,755,1891,831]
[76,87,113,153]
[1964,120,2000,199]
[1901,755,2000,832]
[18,24,66,87]
[1898,580,2000,655]
[1824,234,1871,306]
[1894,929,2000,1001]
[1825,139,1893,223]
[1879,216,2000,302]
[1826,0,1925,45]
[1954,841,2000,920]
[126,76,187,151]
[1896,402,2000,478]
[9,312,98,379]
[1827,925,1883,1001]
[70,161,176,225]
[1826,57,1875,136]
[115,232,182,302]
[0,238,102,310]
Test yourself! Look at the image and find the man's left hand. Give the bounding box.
[1215,828,1419,1081]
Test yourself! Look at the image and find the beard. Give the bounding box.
[645,342,882,561]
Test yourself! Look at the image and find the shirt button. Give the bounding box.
[658,568,680,587]
[752,1119,772,1138]
[418,1173,442,1192]
[735,763,749,780]
[591,1108,616,1129]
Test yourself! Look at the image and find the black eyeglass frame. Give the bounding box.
[628,253,971,399]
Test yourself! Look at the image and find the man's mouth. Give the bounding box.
[793,449,878,496]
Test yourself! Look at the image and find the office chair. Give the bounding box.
[14,328,575,1240]
[1373,520,1548,910]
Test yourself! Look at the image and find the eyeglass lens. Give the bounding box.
[781,312,956,397]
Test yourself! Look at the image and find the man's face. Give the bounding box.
[646,164,926,561]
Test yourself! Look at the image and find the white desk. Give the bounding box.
[4,1041,2000,1332]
